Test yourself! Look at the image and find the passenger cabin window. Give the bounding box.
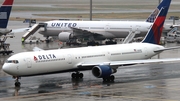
[6,60,19,64]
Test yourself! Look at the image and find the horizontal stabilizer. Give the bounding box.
[11,28,30,34]
[154,46,180,53]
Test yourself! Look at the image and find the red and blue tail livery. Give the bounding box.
[142,7,168,44]
[146,0,171,23]
[0,0,14,28]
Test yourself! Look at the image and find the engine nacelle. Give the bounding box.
[92,65,115,78]
[58,32,73,42]
[0,29,12,35]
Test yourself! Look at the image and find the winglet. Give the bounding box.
[142,7,168,44]
[0,0,14,28]
[146,0,171,23]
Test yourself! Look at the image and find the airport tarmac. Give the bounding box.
[8,0,180,21]
[0,0,179,100]
[1,21,180,101]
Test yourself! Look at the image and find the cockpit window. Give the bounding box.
[6,60,19,64]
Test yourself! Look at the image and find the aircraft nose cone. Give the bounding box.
[2,64,13,75]
[2,64,9,73]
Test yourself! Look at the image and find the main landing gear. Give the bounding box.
[45,36,53,43]
[71,72,115,83]
[87,41,99,46]
[14,76,21,87]
[71,72,84,79]
[103,75,115,83]
[45,36,50,43]
[105,40,117,45]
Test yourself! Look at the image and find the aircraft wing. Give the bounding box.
[77,58,180,68]
[172,24,180,27]
[71,27,102,37]
[11,28,30,33]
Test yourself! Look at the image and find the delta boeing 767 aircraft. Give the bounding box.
[3,7,180,87]
[37,0,171,45]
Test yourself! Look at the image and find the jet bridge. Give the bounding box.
[22,23,47,42]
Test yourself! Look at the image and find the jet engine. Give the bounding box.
[0,29,12,35]
[92,65,116,78]
[58,32,73,42]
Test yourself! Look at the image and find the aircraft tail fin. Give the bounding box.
[142,7,168,44]
[146,0,171,23]
[0,0,14,28]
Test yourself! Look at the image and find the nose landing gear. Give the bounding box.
[13,76,21,87]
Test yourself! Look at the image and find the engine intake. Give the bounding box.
[92,65,115,78]
[58,32,73,42]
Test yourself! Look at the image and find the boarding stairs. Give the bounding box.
[22,23,47,41]
[167,27,177,36]
[123,30,140,44]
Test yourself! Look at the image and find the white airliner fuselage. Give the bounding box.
[39,21,152,41]
[36,0,171,45]
[3,43,163,76]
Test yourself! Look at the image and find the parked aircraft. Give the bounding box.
[0,0,29,38]
[0,0,13,36]
[36,0,171,45]
[3,7,180,87]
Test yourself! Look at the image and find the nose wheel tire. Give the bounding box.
[14,76,21,87]
[15,82,21,87]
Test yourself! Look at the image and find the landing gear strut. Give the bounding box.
[87,41,99,46]
[103,75,115,83]
[105,40,117,45]
[45,36,50,43]
[14,76,21,87]
[71,72,84,79]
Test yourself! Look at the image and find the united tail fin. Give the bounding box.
[142,7,168,44]
[146,0,171,23]
[0,0,14,28]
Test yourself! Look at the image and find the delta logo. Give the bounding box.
[34,54,56,61]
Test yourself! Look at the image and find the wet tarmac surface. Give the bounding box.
[0,0,179,100]
[1,62,180,101]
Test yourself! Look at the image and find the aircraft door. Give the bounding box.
[144,47,148,57]
[67,54,72,64]
[26,58,32,68]
[135,25,141,34]
[131,25,141,35]
[107,51,111,60]
[105,23,110,31]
